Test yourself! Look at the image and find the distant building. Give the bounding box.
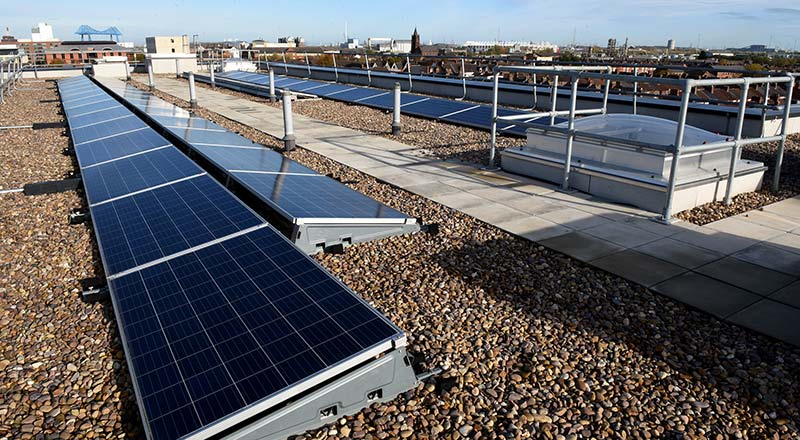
[411,28,421,54]
[146,36,190,54]
[45,40,131,64]
[464,40,559,54]
[8,23,61,64]
[667,39,676,50]
[341,38,360,49]
[31,23,55,42]
[251,37,304,50]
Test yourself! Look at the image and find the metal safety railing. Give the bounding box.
[489,66,796,222]
[0,55,26,105]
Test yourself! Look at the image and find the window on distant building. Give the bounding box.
[171,48,175,53]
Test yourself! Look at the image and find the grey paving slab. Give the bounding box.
[769,281,800,309]
[634,237,725,270]
[591,250,687,287]
[670,227,758,256]
[403,182,462,198]
[696,257,796,296]
[765,232,800,255]
[731,243,800,277]
[460,204,530,225]
[583,221,663,249]
[497,195,564,216]
[705,217,785,242]
[652,272,761,319]
[727,299,800,346]
[763,196,800,221]
[430,191,491,210]
[539,207,613,231]
[735,210,800,232]
[496,216,572,242]
[539,232,624,262]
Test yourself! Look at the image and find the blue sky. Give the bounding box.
[4,0,800,49]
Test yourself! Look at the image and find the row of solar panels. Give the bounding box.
[93,78,420,254]
[58,75,417,440]
[194,70,565,135]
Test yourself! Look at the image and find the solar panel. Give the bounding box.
[74,128,172,168]
[91,174,264,275]
[63,76,417,440]
[191,144,318,174]
[110,226,403,440]
[70,115,149,145]
[203,71,561,135]
[81,146,204,205]
[97,79,421,254]
[231,172,409,221]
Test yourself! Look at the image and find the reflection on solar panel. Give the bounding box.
[199,70,566,135]
[59,75,417,440]
[97,79,420,255]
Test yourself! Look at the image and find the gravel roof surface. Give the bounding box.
[131,81,800,440]
[181,75,800,227]
[0,80,72,190]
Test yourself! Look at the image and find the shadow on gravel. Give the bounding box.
[432,236,800,436]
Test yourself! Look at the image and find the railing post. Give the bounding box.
[1,62,4,105]
[406,55,413,91]
[661,82,693,223]
[268,68,276,102]
[723,79,750,204]
[147,59,155,91]
[601,67,612,114]
[392,82,402,135]
[282,90,296,151]
[761,77,771,136]
[209,62,215,89]
[549,74,559,126]
[332,53,338,81]
[124,59,131,81]
[488,72,500,167]
[461,57,467,100]
[282,52,288,74]
[305,53,311,77]
[365,51,371,85]
[632,66,638,114]
[773,76,795,193]
[532,61,538,109]
[562,76,580,190]
[188,71,198,110]
[175,58,181,78]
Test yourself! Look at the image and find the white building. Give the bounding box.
[464,40,559,53]
[31,23,55,42]
[341,38,360,49]
[667,39,676,50]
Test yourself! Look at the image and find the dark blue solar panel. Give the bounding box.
[70,115,149,145]
[110,226,401,440]
[231,173,409,220]
[68,108,135,130]
[81,147,204,205]
[74,128,171,168]
[324,87,387,103]
[294,81,333,92]
[299,83,354,96]
[153,116,227,132]
[92,174,263,275]
[169,128,262,148]
[357,92,428,111]
[402,98,475,119]
[192,145,318,174]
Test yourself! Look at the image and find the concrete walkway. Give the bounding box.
[134,76,800,347]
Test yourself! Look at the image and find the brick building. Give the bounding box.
[45,41,131,64]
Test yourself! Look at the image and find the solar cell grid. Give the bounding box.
[231,172,409,220]
[110,226,401,440]
[192,145,318,174]
[92,174,263,275]
[73,128,173,168]
[81,147,204,205]
[71,115,149,145]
